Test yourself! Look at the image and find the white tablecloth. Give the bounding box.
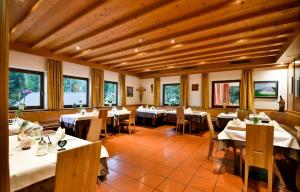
[167,110,207,117]
[217,112,237,119]
[137,108,167,114]
[9,135,109,191]
[60,110,131,126]
[218,120,300,150]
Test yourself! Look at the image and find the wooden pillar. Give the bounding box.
[0,0,10,191]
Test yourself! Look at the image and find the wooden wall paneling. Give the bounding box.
[0,0,10,191]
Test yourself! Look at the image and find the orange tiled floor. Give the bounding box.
[97,125,270,192]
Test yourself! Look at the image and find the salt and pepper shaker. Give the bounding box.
[36,137,48,156]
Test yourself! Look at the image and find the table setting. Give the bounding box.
[9,125,109,192]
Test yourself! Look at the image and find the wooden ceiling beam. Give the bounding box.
[126,49,281,72]
[276,24,300,64]
[10,0,60,42]
[89,16,299,63]
[130,52,279,73]
[31,0,107,49]
[106,29,292,67]
[138,57,277,78]
[112,37,288,69]
[51,0,178,53]
[10,42,138,77]
[117,44,283,70]
[78,1,300,61]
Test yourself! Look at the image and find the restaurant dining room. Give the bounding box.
[1,0,300,192]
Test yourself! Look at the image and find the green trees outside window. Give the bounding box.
[9,68,44,109]
[104,81,118,106]
[163,83,180,106]
[63,75,89,107]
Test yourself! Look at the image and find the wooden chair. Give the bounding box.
[87,119,103,142]
[207,113,220,160]
[237,110,249,121]
[54,142,101,192]
[243,124,274,192]
[98,109,108,140]
[176,107,190,134]
[121,107,137,134]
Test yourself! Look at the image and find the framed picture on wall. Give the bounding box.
[254,81,278,98]
[127,86,133,97]
[191,84,199,91]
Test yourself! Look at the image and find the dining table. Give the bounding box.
[136,108,167,127]
[165,110,208,132]
[9,134,109,192]
[218,119,300,177]
[217,112,271,130]
[60,110,131,139]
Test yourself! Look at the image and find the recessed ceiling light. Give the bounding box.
[144,69,151,72]
[120,62,128,65]
[134,48,139,53]
[199,61,206,64]
[75,46,80,50]
[239,56,247,59]
[138,38,143,43]
[237,39,246,43]
[170,39,175,44]
[171,44,183,48]
[137,52,146,56]
[167,66,174,69]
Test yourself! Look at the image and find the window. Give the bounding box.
[104,81,118,106]
[212,80,240,108]
[163,83,180,106]
[63,75,89,107]
[9,68,44,109]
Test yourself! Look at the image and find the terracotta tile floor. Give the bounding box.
[96,125,270,192]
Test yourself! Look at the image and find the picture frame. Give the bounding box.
[127,86,133,97]
[191,84,199,91]
[254,81,278,98]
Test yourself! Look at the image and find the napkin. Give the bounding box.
[138,105,144,110]
[231,119,242,127]
[150,106,155,110]
[185,107,192,113]
[92,109,98,116]
[122,107,129,112]
[55,127,65,140]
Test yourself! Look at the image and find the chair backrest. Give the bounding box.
[86,119,103,142]
[176,107,185,124]
[98,109,108,120]
[129,107,137,123]
[54,142,101,192]
[237,110,249,121]
[245,124,274,169]
[206,113,215,138]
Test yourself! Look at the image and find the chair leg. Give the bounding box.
[244,163,249,192]
[183,124,185,134]
[207,140,214,160]
[128,124,131,135]
[268,164,273,192]
[176,124,178,133]
[189,122,192,133]
[240,148,244,176]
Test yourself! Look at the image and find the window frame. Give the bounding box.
[9,68,45,110]
[63,75,90,108]
[104,81,118,106]
[162,83,180,106]
[212,80,241,108]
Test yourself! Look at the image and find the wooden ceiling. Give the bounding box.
[8,0,300,78]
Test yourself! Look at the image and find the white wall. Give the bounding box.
[141,78,154,105]
[253,68,287,110]
[125,75,141,105]
[189,74,202,106]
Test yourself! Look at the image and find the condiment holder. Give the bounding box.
[36,137,48,156]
